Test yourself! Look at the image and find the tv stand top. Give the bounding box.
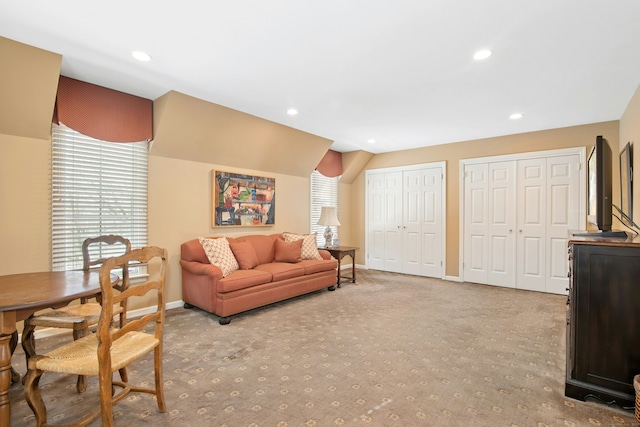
[572,230,628,238]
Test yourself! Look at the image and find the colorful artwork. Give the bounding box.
[212,170,275,227]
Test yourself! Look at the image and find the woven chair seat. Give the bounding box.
[33,331,159,376]
[27,303,124,329]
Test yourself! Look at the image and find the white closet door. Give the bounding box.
[487,161,517,287]
[516,158,546,292]
[420,168,443,277]
[367,172,386,270]
[384,171,403,273]
[464,163,489,284]
[403,170,422,275]
[546,155,580,294]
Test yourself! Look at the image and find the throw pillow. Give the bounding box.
[274,238,302,263]
[199,237,239,277]
[229,240,260,270]
[283,232,323,260]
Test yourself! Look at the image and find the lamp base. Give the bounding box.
[324,226,333,248]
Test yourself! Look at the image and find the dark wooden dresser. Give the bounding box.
[566,234,640,408]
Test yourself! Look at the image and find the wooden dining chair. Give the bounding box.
[21,235,131,392]
[24,246,168,427]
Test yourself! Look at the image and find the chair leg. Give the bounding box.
[154,346,166,412]
[24,367,47,427]
[9,331,20,383]
[73,325,88,393]
[98,370,115,427]
[21,318,37,384]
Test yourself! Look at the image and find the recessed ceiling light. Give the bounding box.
[132,51,151,62]
[510,113,523,120]
[367,139,376,144]
[287,108,298,116]
[473,49,492,61]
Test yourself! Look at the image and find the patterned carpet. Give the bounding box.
[8,269,637,426]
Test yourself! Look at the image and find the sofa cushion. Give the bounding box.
[199,237,238,277]
[229,234,276,265]
[298,259,338,275]
[255,262,305,282]
[274,238,302,263]
[229,240,260,270]
[283,232,323,260]
[217,269,273,293]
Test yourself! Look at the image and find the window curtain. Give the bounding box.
[316,149,343,177]
[52,76,153,143]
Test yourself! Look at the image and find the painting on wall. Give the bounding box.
[212,170,275,227]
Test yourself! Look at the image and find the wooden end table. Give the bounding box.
[321,246,358,287]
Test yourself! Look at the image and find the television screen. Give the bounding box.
[620,142,633,226]
[586,136,613,232]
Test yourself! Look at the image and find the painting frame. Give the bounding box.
[212,170,276,227]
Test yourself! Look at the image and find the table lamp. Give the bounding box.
[318,206,341,247]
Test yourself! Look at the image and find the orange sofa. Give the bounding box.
[180,234,337,324]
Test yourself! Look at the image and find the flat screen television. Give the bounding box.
[581,135,626,237]
[619,142,633,226]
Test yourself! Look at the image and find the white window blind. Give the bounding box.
[310,170,339,247]
[51,123,148,271]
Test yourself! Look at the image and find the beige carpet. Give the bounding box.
[9,269,637,426]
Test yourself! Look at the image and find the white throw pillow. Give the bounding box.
[199,237,239,277]
[283,232,323,260]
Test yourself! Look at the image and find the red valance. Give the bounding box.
[316,149,343,177]
[53,76,153,142]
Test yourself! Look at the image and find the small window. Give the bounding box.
[51,124,148,271]
[310,170,339,246]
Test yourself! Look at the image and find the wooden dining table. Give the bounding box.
[0,270,113,425]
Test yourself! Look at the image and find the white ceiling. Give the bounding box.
[2,1,640,154]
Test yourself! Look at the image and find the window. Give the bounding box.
[51,124,148,271]
[310,170,339,246]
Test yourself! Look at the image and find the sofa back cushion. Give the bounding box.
[229,240,260,270]
[274,238,303,263]
[229,234,277,265]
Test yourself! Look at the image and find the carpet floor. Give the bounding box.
[8,269,637,426]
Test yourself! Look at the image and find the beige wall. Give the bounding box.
[620,83,640,228]
[0,134,51,274]
[353,121,621,278]
[149,155,318,304]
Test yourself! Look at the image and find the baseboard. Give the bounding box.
[24,300,186,343]
[341,263,366,270]
[445,275,462,282]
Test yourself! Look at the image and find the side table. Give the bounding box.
[321,246,358,287]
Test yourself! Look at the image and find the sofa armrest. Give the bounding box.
[180,259,223,280]
[180,259,223,313]
[318,249,331,260]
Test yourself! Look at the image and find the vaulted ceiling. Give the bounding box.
[1,1,639,154]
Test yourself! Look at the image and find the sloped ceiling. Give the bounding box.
[152,91,334,177]
[0,37,60,140]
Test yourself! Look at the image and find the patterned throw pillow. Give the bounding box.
[199,237,239,277]
[283,232,323,260]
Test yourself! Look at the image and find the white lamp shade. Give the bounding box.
[317,206,341,226]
